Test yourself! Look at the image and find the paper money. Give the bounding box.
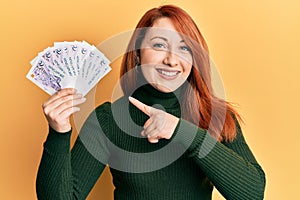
[26,40,111,96]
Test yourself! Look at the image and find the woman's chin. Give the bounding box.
[152,83,181,93]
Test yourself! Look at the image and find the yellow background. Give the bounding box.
[0,0,299,199]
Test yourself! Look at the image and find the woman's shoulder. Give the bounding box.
[95,101,112,113]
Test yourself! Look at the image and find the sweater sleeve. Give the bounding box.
[174,118,266,200]
[36,104,111,200]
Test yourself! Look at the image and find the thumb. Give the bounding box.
[129,96,151,116]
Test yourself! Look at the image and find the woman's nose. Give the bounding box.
[163,50,179,67]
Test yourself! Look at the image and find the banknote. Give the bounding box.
[27,57,62,95]
[26,40,111,96]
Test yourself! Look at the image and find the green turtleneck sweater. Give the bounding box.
[36,84,265,200]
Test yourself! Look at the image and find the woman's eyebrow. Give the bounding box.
[150,36,168,41]
[150,36,186,44]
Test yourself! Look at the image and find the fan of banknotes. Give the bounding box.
[26,41,111,96]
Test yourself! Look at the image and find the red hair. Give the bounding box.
[120,5,241,142]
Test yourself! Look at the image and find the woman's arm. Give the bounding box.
[129,97,265,199]
[36,98,111,199]
[36,128,106,200]
[176,118,266,200]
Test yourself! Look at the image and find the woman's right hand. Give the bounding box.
[42,88,86,133]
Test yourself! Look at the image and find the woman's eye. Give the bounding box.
[153,43,166,49]
[180,46,191,53]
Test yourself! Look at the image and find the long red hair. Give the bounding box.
[120,5,241,142]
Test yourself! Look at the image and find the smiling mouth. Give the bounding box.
[156,69,180,77]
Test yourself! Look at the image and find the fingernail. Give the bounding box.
[149,138,159,143]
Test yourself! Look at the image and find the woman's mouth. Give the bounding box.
[156,69,180,79]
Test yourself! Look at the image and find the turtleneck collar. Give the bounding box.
[131,82,185,111]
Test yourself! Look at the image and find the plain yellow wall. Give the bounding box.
[0,0,299,199]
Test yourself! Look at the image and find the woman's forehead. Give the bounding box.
[144,27,185,43]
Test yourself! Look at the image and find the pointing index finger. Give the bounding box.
[129,96,151,116]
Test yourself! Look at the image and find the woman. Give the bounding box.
[36,5,266,200]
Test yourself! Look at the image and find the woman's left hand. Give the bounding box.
[129,96,179,143]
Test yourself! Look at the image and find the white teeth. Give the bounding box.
[159,70,178,77]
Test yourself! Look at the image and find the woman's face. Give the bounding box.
[139,17,193,93]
